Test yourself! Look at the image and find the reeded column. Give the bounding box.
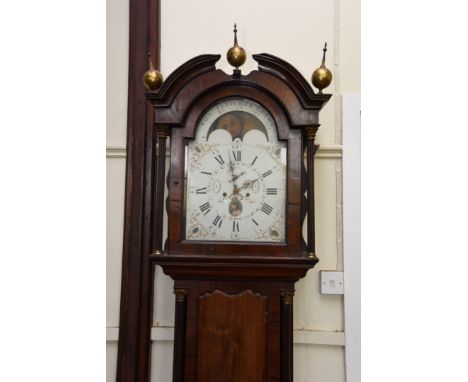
[304,125,319,262]
[153,125,169,255]
[173,288,188,382]
[280,289,295,382]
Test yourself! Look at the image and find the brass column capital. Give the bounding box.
[307,251,319,261]
[174,288,188,302]
[156,125,170,138]
[304,126,319,141]
[280,290,295,305]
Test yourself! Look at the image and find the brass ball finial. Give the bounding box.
[143,52,163,91]
[312,42,333,94]
[227,23,246,70]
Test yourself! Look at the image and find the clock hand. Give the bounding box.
[239,175,263,190]
[232,171,245,182]
[227,151,237,195]
[227,151,247,193]
[227,151,234,175]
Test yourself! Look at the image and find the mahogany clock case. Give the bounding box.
[145,54,330,382]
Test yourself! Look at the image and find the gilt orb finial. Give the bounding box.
[311,42,333,94]
[143,52,163,91]
[227,23,246,70]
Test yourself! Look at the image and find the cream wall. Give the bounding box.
[107,0,360,381]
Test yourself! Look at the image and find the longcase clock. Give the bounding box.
[119,30,332,382]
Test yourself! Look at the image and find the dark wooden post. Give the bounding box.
[173,287,188,382]
[135,117,156,382]
[116,0,161,381]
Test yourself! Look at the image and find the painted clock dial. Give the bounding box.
[185,98,287,242]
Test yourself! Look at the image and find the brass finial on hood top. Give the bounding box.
[227,23,247,70]
[143,51,163,91]
[311,42,333,94]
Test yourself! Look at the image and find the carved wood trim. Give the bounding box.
[146,54,331,127]
[199,288,266,300]
[147,54,221,105]
[253,53,331,110]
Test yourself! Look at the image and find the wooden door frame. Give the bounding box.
[116,0,161,381]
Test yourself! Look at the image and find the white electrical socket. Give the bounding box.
[320,271,344,295]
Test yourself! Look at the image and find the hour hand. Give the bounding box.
[232,171,245,182]
[238,180,251,191]
[239,175,261,190]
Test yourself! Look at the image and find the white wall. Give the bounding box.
[107,1,360,381]
[106,0,128,377]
